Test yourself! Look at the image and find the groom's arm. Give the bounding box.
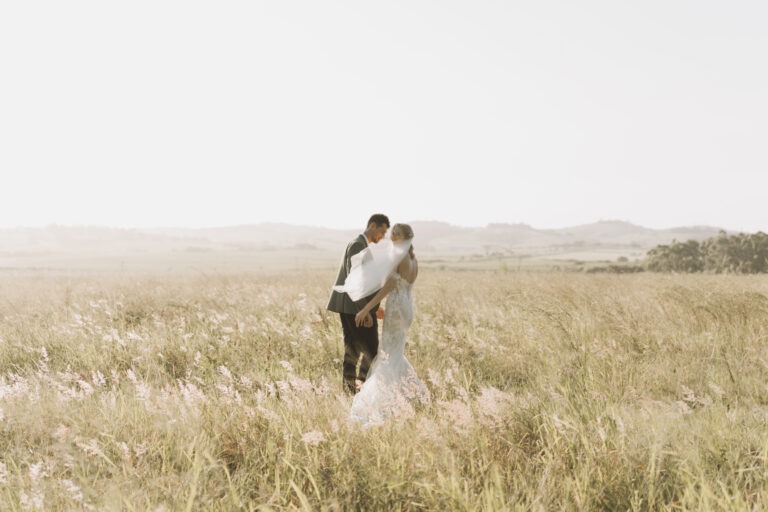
[344,240,366,276]
[344,240,371,313]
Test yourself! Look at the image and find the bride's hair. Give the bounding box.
[392,223,415,259]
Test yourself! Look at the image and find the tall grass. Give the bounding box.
[1,270,767,510]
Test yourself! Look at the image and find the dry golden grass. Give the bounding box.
[1,269,767,510]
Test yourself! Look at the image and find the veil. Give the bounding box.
[334,238,411,302]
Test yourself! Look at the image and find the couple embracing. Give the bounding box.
[327,214,429,428]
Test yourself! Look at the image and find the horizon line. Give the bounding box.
[0,219,757,233]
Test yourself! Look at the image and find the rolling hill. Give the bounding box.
[0,220,727,261]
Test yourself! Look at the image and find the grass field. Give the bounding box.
[1,267,767,510]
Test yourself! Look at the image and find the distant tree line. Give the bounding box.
[586,263,645,274]
[646,231,768,273]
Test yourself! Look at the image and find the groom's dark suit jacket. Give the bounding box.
[327,234,381,315]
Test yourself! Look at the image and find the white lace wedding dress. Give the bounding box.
[350,273,430,428]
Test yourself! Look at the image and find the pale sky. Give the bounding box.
[1,1,766,232]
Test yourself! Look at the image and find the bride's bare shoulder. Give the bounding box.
[397,255,418,283]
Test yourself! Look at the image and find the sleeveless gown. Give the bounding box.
[350,273,430,428]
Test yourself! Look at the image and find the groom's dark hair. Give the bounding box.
[367,214,390,228]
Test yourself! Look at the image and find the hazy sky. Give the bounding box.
[1,1,766,231]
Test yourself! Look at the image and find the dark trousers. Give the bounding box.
[339,313,378,394]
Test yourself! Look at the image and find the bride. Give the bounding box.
[335,223,430,428]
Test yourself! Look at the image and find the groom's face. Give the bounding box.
[369,223,389,243]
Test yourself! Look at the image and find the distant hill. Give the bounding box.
[144,223,358,251]
[407,220,724,255]
[0,221,728,261]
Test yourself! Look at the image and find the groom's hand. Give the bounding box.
[362,314,373,328]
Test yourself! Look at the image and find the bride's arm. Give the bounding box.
[354,275,396,327]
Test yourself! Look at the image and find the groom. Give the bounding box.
[327,213,390,394]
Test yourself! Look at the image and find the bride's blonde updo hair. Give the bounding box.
[392,223,415,259]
